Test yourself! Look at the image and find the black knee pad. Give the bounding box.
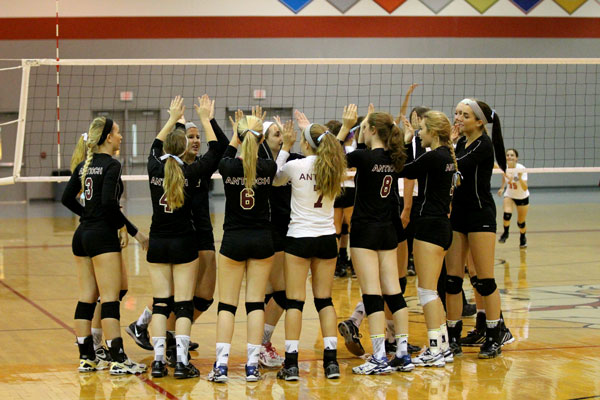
[193,296,214,312]
[470,275,478,288]
[100,301,120,320]
[174,300,194,321]
[264,293,274,305]
[341,223,349,235]
[217,302,237,315]
[314,297,333,312]
[383,293,407,314]
[362,294,384,316]
[474,278,497,296]
[273,290,287,310]
[286,299,305,312]
[74,301,96,321]
[245,301,264,315]
[517,221,526,229]
[399,277,407,294]
[119,289,128,301]
[335,233,341,239]
[503,212,512,222]
[152,296,174,318]
[446,275,464,295]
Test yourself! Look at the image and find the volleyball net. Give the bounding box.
[0,58,599,185]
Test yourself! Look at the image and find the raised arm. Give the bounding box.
[336,104,357,142]
[157,96,185,142]
[195,94,217,144]
[395,83,419,124]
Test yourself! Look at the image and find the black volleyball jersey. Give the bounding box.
[400,146,455,218]
[188,119,229,233]
[62,154,138,236]
[148,138,222,237]
[347,147,400,225]
[453,134,495,210]
[219,145,277,232]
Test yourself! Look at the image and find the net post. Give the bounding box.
[13,60,32,182]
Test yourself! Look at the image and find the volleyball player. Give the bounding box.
[208,110,276,383]
[272,120,346,380]
[498,149,529,248]
[397,110,459,367]
[445,99,513,359]
[337,105,413,374]
[62,117,148,375]
[257,116,300,368]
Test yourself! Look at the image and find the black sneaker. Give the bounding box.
[337,320,365,356]
[499,231,509,243]
[460,329,486,347]
[519,234,527,248]
[384,340,396,355]
[335,256,348,277]
[174,362,200,379]
[125,322,153,351]
[165,345,177,368]
[408,343,422,354]
[189,341,199,351]
[324,360,340,379]
[151,360,168,378]
[478,338,502,359]
[500,323,515,347]
[450,342,463,356]
[462,302,477,317]
[448,320,463,356]
[277,364,300,381]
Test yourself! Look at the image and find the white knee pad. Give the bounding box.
[417,287,439,307]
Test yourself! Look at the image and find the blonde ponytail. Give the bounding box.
[80,117,107,188]
[309,124,346,199]
[422,110,460,187]
[162,128,187,210]
[237,116,264,189]
[70,135,87,173]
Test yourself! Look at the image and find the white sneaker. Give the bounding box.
[109,359,147,375]
[352,356,393,375]
[411,348,445,368]
[258,342,285,368]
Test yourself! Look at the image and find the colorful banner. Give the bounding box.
[465,0,499,13]
[419,0,454,13]
[279,0,313,13]
[327,0,361,12]
[553,0,588,13]
[510,0,544,13]
[373,0,407,13]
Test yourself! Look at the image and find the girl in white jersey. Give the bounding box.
[498,149,529,248]
[273,121,346,381]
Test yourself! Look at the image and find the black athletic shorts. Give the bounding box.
[334,187,356,209]
[72,224,121,258]
[350,222,398,251]
[219,229,274,262]
[392,215,407,243]
[285,234,337,259]
[509,197,529,206]
[195,228,215,252]
[271,225,287,253]
[450,206,497,234]
[147,234,198,264]
[414,216,453,250]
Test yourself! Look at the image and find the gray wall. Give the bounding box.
[1,38,599,201]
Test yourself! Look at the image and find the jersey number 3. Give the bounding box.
[241,188,255,210]
[380,175,393,198]
[84,177,93,201]
[159,193,173,213]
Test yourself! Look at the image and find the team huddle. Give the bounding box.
[62,89,528,382]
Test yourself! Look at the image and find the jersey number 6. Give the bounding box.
[241,188,255,210]
[380,175,393,198]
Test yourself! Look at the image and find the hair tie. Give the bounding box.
[160,153,184,166]
[82,132,88,142]
[303,124,318,149]
[491,109,496,120]
[316,131,330,144]
[97,118,113,146]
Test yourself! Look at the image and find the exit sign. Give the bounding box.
[253,89,266,100]
[120,91,134,101]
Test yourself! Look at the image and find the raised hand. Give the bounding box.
[367,103,375,116]
[410,110,419,129]
[252,105,267,121]
[228,109,244,136]
[400,114,414,143]
[451,123,460,143]
[209,98,216,120]
[281,120,296,152]
[195,94,212,121]
[168,95,185,122]
[294,109,311,131]
[273,115,283,128]
[342,104,358,129]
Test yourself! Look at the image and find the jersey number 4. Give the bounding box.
[241,188,255,210]
[380,175,393,198]
[84,177,93,201]
[159,193,173,213]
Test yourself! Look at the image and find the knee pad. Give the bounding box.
[100,301,120,320]
[245,301,264,315]
[383,293,407,314]
[341,223,349,235]
[362,294,384,316]
[474,278,497,296]
[273,290,287,310]
[417,287,439,307]
[264,292,274,305]
[314,297,333,312]
[119,289,128,301]
[335,233,341,239]
[399,277,407,294]
[217,302,237,315]
[193,296,214,312]
[446,275,464,295]
[503,212,512,222]
[286,299,305,312]
[74,301,96,321]
[517,221,526,229]
[470,275,478,288]
[152,296,174,318]
[174,300,194,321]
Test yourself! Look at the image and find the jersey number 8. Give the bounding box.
[241,188,255,210]
[84,177,93,201]
[380,175,393,198]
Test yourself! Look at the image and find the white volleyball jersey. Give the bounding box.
[343,143,357,188]
[273,151,335,238]
[504,163,529,200]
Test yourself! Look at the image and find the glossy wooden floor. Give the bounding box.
[0,193,599,400]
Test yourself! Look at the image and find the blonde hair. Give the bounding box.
[423,110,460,186]
[237,116,263,189]
[70,135,87,173]
[366,112,406,173]
[80,117,109,188]
[162,128,187,210]
[306,124,346,199]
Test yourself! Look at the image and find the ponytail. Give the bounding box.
[422,110,461,187]
[471,100,506,172]
[80,117,107,188]
[311,126,346,199]
[367,112,407,173]
[71,135,87,173]
[162,128,187,210]
[237,115,264,189]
